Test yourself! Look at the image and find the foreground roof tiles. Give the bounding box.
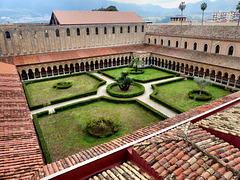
[195,103,240,137]
[52,11,145,25]
[0,62,44,179]
[133,122,240,179]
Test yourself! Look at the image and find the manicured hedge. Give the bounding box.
[129,69,144,74]
[106,82,145,98]
[150,78,186,114]
[188,90,212,101]
[53,82,73,89]
[35,110,49,118]
[54,96,169,120]
[32,114,52,164]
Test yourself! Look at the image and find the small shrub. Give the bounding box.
[53,81,73,89]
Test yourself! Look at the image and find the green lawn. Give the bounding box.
[102,67,174,81]
[154,79,232,112]
[38,101,164,161]
[25,74,100,106]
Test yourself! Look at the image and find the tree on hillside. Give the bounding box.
[201,2,207,25]
[115,71,133,91]
[92,5,118,11]
[236,1,240,26]
[194,77,211,96]
[129,57,144,72]
[179,2,186,26]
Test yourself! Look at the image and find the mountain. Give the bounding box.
[0,0,238,23]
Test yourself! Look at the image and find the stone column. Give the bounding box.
[234,80,237,88]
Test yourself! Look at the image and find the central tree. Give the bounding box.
[115,71,133,91]
[129,57,144,72]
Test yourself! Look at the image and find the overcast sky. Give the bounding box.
[108,0,217,8]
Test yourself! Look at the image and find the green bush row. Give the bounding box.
[133,75,175,83]
[53,82,73,89]
[151,66,180,76]
[150,78,186,114]
[106,83,145,98]
[35,110,49,118]
[129,69,144,74]
[32,114,52,164]
[188,90,212,101]
[97,65,128,73]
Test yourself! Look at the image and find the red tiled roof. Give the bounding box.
[0,62,44,179]
[52,11,145,25]
[12,44,240,71]
[32,91,240,179]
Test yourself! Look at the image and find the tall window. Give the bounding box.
[228,46,234,56]
[168,40,171,46]
[161,39,163,45]
[120,26,123,33]
[34,31,37,39]
[142,25,144,32]
[104,27,107,34]
[154,38,157,44]
[77,28,80,36]
[86,28,89,35]
[19,31,23,39]
[135,26,137,32]
[56,29,60,37]
[45,30,49,38]
[66,28,70,36]
[95,27,98,35]
[215,45,220,54]
[112,26,115,34]
[193,42,197,50]
[5,31,10,39]
[175,41,179,48]
[204,44,208,52]
[128,26,130,33]
[148,38,150,44]
[184,41,188,49]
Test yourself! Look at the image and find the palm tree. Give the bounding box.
[236,1,240,26]
[129,57,144,72]
[179,2,186,26]
[115,71,134,91]
[201,2,207,25]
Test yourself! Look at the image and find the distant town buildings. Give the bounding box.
[212,11,239,22]
[170,15,187,23]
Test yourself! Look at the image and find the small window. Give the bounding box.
[193,42,197,50]
[176,41,179,48]
[45,30,49,38]
[77,28,80,36]
[168,40,171,46]
[161,39,163,45]
[5,31,10,39]
[148,38,150,44]
[204,44,208,52]
[112,26,115,34]
[86,28,89,35]
[104,27,107,34]
[154,38,157,44]
[120,26,123,33]
[135,26,137,33]
[34,31,37,39]
[95,27,98,35]
[184,42,188,49]
[56,29,60,37]
[142,25,144,32]
[19,31,23,39]
[228,46,234,56]
[215,45,220,54]
[128,26,130,33]
[66,28,70,36]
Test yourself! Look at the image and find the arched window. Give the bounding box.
[86,28,89,35]
[142,25,144,32]
[228,46,234,56]
[56,29,60,37]
[135,25,137,32]
[128,26,130,33]
[120,26,123,33]
[168,40,171,46]
[104,27,107,34]
[176,41,179,48]
[204,44,208,52]
[19,31,23,39]
[154,38,157,44]
[193,42,197,50]
[184,41,188,49]
[148,38,150,44]
[112,26,115,34]
[95,27,98,35]
[161,39,163,45]
[66,28,70,36]
[215,45,220,54]
[5,31,10,39]
[34,31,37,39]
[45,30,49,38]
[77,28,80,36]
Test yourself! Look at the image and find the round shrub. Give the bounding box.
[86,117,119,138]
[188,90,212,101]
[53,81,73,89]
[106,82,145,98]
[129,69,144,74]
